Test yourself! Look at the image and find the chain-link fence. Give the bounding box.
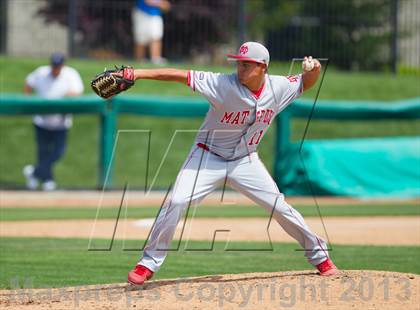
[248,0,419,71]
[397,0,420,70]
[2,0,240,63]
[1,0,419,71]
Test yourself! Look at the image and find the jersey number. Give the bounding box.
[248,130,263,146]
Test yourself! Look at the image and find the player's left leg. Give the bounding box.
[226,152,337,274]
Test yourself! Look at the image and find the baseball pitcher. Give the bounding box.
[92,41,339,285]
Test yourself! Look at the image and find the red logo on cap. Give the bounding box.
[239,45,248,55]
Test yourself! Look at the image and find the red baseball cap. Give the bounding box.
[226,42,270,66]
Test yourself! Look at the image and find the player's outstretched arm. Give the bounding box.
[91,66,189,99]
[302,56,321,91]
[133,68,189,85]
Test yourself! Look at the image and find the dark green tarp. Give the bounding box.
[282,137,420,198]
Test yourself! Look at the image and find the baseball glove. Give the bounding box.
[91,65,135,99]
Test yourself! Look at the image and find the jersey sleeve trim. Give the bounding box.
[188,70,196,91]
[286,74,303,97]
[297,74,303,96]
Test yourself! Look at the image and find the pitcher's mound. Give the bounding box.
[1,270,418,309]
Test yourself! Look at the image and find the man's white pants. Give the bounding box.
[139,146,329,272]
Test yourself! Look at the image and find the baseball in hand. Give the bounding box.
[302,56,315,72]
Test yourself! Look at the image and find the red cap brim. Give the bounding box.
[226,54,265,64]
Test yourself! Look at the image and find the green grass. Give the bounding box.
[1,56,419,100]
[0,56,419,189]
[1,203,418,221]
[0,237,418,288]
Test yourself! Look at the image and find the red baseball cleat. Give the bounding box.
[128,265,154,285]
[316,258,339,276]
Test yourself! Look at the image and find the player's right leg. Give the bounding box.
[128,147,227,285]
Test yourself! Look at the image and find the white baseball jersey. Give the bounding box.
[137,70,331,274]
[26,65,84,130]
[189,71,302,159]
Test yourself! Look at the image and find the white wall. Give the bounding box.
[399,0,420,68]
[7,0,68,57]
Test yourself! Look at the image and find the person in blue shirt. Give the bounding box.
[132,0,171,64]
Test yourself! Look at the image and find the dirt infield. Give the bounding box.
[1,192,418,309]
[1,216,419,246]
[1,270,418,309]
[1,190,417,208]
